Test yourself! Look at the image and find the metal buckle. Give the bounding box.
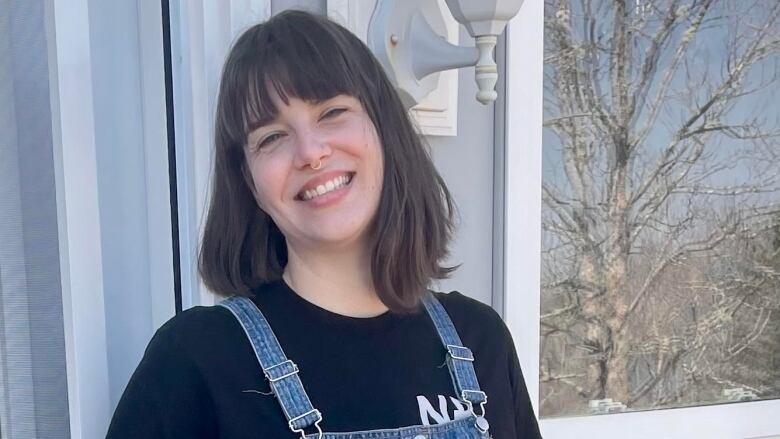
[462,390,488,417]
[288,409,323,439]
[475,415,490,433]
[446,344,475,361]
[263,360,299,383]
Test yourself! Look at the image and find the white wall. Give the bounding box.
[428,31,503,310]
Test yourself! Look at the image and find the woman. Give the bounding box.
[108,10,541,439]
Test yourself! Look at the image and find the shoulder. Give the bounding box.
[109,307,229,437]
[125,301,254,394]
[431,292,541,437]
[153,302,237,343]
[432,291,501,324]
[432,291,508,335]
[430,291,514,353]
[142,301,245,365]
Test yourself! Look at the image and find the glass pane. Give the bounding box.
[0,0,71,437]
[540,0,779,417]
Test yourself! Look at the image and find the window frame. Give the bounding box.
[47,1,112,436]
[502,2,780,438]
[47,0,176,436]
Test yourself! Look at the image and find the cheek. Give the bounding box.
[372,150,384,188]
[361,121,384,167]
[253,184,270,209]
[245,162,277,209]
[253,177,279,208]
[370,136,385,186]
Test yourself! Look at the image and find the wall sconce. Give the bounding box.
[368,0,525,108]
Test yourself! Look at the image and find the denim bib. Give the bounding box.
[219,294,491,439]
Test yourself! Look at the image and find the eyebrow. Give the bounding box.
[248,115,277,133]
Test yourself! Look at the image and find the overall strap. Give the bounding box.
[422,294,488,415]
[219,296,322,438]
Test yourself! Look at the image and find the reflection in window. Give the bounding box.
[541,0,779,417]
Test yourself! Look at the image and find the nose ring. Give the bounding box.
[310,159,322,170]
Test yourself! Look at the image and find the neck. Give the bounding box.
[282,240,388,318]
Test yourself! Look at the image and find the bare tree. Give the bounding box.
[541,0,780,415]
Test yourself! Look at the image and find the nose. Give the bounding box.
[292,129,332,170]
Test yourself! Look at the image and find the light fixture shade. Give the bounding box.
[444,0,525,36]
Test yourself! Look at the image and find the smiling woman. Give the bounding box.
[242,94,385,286]
[106,9,541,439]
[200,9,457,313]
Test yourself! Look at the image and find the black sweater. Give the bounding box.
[107,281,542,438]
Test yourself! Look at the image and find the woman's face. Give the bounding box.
[245,92,384,252]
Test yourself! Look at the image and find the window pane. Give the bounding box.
[0,0,71,437]
[540,0,780,417]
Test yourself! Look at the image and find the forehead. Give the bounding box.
[219,14,380,150]
[236,42,361,139]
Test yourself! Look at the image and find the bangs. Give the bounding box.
[220,14,367,147]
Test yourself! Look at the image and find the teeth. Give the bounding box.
[301,174,351,201]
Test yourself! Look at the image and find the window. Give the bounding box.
[540,0,779,417]
[504,0,780,437]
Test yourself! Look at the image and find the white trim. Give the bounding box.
[503,1,780,438]
[46,1,110,437]
[503,0,543,420]
[542,400,780,439]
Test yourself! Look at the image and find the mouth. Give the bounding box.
[296,172,355,201]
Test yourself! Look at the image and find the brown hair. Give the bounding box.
[199,10,456,312]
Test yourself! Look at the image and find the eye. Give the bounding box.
[321,107,347,120]
[257,132,284,149]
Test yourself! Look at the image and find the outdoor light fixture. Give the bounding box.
[368,0,524,108]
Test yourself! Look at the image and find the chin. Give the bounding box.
[305,224,371,249]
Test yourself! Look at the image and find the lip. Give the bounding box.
[296,170,354,198]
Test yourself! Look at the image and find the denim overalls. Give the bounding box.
[219,293,491,439]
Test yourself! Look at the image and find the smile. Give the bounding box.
[299,173,354,201]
